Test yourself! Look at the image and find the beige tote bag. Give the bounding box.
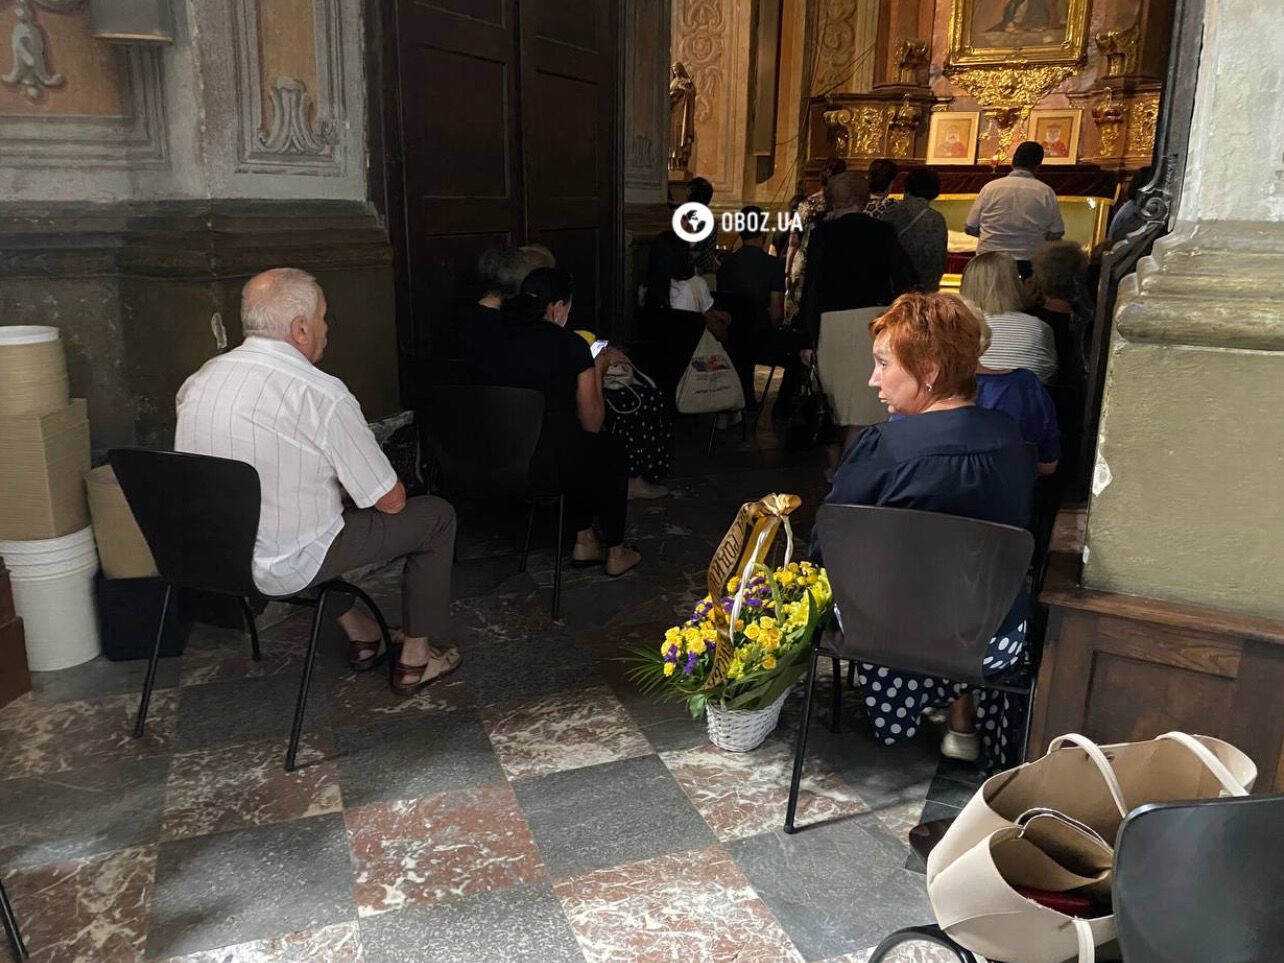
[926,731,1256,883]
[926,732,1255,963]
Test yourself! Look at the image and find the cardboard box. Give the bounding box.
[0,566,12,625]
[0,616,32,709]
[85,464,158,579]
[0,398,91,540]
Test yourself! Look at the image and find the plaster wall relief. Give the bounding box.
[810,0,878,95]
[0,1,166,172]
[671,0,750,199]
[232,0,343,175]
[624,0,670,204]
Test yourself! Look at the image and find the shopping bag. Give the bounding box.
[929,811,1116,963]
[675,328,745,415]
[926,731,1255,883]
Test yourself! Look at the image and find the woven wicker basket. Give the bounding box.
[705,689,789,752]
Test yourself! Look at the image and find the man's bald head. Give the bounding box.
[241,268,328,362]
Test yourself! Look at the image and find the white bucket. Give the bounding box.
[0,526,101,671]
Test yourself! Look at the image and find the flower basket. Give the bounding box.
[706,689,790,752]
[625,493,833,751]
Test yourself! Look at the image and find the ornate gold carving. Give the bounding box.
[888,98,923,158]
[1126,92,1160,157]
[853,105,884,156]
[1090,91,1126,158]
[822,107,852,156]
[894,39,929,87]
[1095,23,1140,79]
[948,64,1074,162]
[947,0,1092,68]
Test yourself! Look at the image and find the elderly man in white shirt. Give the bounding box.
[964,140,1065,277]
[175,267,459,696]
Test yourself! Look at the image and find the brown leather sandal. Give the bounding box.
[391,644,462,696]
[348,636,392,672]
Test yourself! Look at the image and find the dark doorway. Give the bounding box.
[373,0,621,406]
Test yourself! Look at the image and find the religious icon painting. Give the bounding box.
[1027,108,1082,165]
[948,0,1092,66]
[926,111,980,165]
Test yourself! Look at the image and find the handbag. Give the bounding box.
[675,328,745,415]
[604,364,673,483]
[926,731,1256,963]
[784,364,833,450]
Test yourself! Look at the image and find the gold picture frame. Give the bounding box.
[947,0,1092,68]
[926,112,980,165]
[1028,108,1082,165]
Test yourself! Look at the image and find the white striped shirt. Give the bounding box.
[175,337,397,596]
[979,312,1059,383]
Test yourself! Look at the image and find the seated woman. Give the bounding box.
[819,292,1035,767]
[477,268,640,577]
[960,252,1058,383]
[976,320,1060,477]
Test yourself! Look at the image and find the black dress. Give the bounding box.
[478,318,629,545]
[819,406,1035,768]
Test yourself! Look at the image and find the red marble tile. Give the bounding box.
[345,781,544,917]
[660,737,867,841]
[481,686,652,780]
[0,690,178,779]
[161,737,342,841]
[3,845,155,963]
[554,845,804,963]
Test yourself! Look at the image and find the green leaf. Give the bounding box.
[688,693,707,719]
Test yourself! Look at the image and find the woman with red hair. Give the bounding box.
[819,292,1035,767]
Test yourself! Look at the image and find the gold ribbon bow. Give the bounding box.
[701,493,803,690]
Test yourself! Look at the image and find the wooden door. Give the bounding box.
[518,0,620,337]
[393,0,525,390]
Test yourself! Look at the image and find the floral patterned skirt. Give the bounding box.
[853,601,1029,771]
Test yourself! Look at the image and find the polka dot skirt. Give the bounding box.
[855,602,1029,771]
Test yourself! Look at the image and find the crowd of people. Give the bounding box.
[170,141,1108,770]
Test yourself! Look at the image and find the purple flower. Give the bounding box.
[664,645,679,662]
[683,651,699,675]
[745,597,762,609]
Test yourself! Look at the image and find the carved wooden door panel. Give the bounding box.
[518,0,620,337]
[394,0,525,385]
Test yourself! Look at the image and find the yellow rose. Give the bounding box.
[744,623,760,640]
[663,662,676,676]
[762,655,777,671]
[777,570,795,586]
[759,616,776,630]
[734,619,745,632]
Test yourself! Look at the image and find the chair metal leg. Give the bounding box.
[868,925,977,963]
[240,597,262,661]
[286,589,328,772]
[330,580,396,683]
[0,877,28,962]
[830,657,842,733]
[758,365,777,408]
[784,644,822,833]
[132,583,173,739]
[706,415,718,456]
[519,501,536,573]
[551,496,565,620]
[846,660,856,688]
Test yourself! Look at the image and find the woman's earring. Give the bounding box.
[926,383,934,392]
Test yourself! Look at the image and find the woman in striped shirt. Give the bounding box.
[960,251,1058,383]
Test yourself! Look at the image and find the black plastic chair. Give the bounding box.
[419,385,567,619]
[109,448,393,772]
[1,877,26,961]
[785,504,1033,834]
[1114,793,1284,962]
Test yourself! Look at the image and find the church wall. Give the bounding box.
[0,1,396,451]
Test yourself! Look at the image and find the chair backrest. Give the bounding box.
[815,504,1033,684]
[108,448,261,597]
[420,384,544,499]
[1114,794,1284,963]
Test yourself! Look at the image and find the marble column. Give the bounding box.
[1083,0,1284,619]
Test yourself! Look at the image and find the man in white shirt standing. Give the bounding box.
[965,141,1065,278]
[175,267,459,696]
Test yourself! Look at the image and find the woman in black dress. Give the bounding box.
[818,292,1035,767]
[477,268,640,577]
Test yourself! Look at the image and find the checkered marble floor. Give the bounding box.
[0,418,981,963]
